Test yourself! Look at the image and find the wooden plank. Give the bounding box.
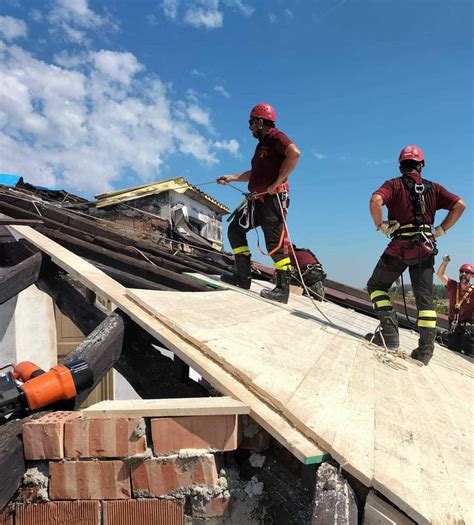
[82,397,250,417]
[9,225,326,465]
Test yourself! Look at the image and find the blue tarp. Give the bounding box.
[0,173,21,187]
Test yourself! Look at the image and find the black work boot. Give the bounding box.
[221,254,251,289]
[365,309,399,351]
[411,327,436,365]
[260,270,290,304]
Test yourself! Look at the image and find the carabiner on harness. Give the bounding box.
[414,182,426,215]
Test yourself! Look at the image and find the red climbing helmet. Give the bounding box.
[249,103,276,122]
[459,263,473,274]
[398,145,425,165]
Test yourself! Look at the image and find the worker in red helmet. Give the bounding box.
[365,145,466,365]
[217,103,301,304]
[437,257,473,356]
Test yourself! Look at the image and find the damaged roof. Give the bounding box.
[95,176,230,214]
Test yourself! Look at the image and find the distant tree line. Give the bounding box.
[388,283,449,315]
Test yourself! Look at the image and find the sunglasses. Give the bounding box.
[460,270,472,275]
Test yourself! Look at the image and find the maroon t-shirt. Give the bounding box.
[373,171,460,259]
[248,128,293,193]
[446,278,474,323]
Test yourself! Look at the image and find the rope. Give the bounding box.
[274,196,335,326]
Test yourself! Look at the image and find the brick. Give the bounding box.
[15,501,99,525]
[22,412,79,460]
[103,499,185,525]
[151,415,238,454]
[191,495,232,518]
[239,428,270,452]
[64,416,146,458]
[0,506,14,525]
[49,460,131,500]
[131,454,218,497]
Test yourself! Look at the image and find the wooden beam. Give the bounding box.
[36,226,211,292]
[0,252,42,305]
[0,219,43,226]
[82,397,250,417]
[0,412,47,511]
[62,312,124,408]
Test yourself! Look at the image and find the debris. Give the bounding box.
[311,463,357,525]
[249,453,266,469]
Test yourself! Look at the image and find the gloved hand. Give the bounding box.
[433,225,445,238]
[442,254,451,263]
[377,220,400,236]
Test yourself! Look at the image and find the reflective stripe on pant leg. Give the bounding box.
[274,257,292,271]
[417,310,437,328]
[370,290,393,310]
[233,245,251,256]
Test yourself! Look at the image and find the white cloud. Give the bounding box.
[224,0,254,17]
[184,6,223,29]
[214,85,230,98]
[0,41,238,195]
[214,139,239,155]
[30,9,43,23]
[0,16,28,40]
[47,0,118,44]
[92,50,144,85]
[187,104,211,127]
[284,8,294,19]
[161,0,254,29]
[268,12,277,24]
[312,151,328,160]
[162,0,180,20]
[191,68,205,77]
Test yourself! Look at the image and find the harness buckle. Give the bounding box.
[414,183,425,194]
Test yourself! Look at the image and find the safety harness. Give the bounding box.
[451,284,474,332]
[391,175,435,251]
[234,185,290,257]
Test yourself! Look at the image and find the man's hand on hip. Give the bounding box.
[377,220,400,236]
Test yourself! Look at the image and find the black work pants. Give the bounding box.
[228,194,289,267]
[367,252,435,317]
[448,324,473,356]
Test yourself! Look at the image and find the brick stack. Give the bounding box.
[1,411,244,524]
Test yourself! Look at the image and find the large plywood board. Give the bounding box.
[127,284,474,525]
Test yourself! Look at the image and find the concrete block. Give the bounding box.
[49,460,130,500]
[151,415,238,454]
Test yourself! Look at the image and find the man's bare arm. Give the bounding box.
[267,143,301,194]
[217,170,251,185]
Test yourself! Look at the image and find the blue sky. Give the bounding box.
[0,0,471,286]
